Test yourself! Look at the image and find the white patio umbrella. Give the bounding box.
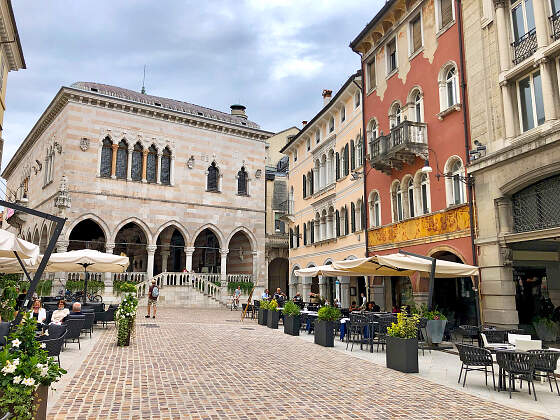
[0,228,39,260]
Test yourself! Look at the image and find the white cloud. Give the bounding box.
[271,57,323,80]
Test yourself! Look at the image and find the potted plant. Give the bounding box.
[267,299,280,329]
[258,300,269,326]
[423,309,447,345]
[386,311,420,373]
[314,306,341,347]
[533,316,559,342]
[283,301,301,336]
[0,313,66,420]
[115,282,138,346]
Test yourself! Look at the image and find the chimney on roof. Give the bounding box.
[230,104,247,119]
[302,120,308,127]
[322,89,332,105]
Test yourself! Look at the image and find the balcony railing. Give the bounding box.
[511,29,537,65]
[369,120,428,175]
[551,10,560,41]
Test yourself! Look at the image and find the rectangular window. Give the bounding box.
[440,0,453,28]
[374,202,380,227]
[367,58,376,91]
[293,150,297,162]
[553,0,560,14]
[315,131,320,144]
[306,138,311,151]
[396,192,403,222]
[518,71,545,132]
[421,184,429,214]
[387,38,397,74]
[511,0,535,41]
[274,213,285,233]
[410,14,422,54]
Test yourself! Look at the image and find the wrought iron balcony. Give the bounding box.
[511,29,537,65]
[369,120,428,175]
[551,10,560,41]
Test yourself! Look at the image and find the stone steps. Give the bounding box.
[139,286,224,308]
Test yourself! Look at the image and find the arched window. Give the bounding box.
[407,178,415,218]
[310,220,315,243]
[315,130,320,144]
[309,170,314,195]
[207,162,219,192]
[391,103,402,128]
[289,228,294,248]
[100,137,113,178]
[393,182,403,222]
[343,144,349,176]
[351,202,356,232]
[335,152,340,180]
[368,119,378,142]
[350,140,356,171]
[354,91,361,108]
[420,173,430,214]
[356,136,363,167]
[344,206,349,235]
[446,67,458,108]
[146,145,157,183]
[303,174,307,198]
[116,140,128,179]
[329,116,335,133]
[445,157,465,206]
[414,92,423,122]
[295,225,300,247]
[303,222,307,245]
[237,166,248,195]
[161,147,171,185]
[306,138,311,151]
[335,210,340,236]
[340,106,346,123]
[370,192,381,227]
[131,142,142,181]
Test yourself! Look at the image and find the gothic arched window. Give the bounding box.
[115,140,128,179]
[207,162,219,192]
[161,147,171,185]
[100,137,112,178]
[147,145,157,183]
[131,142,142,181]
[351,202,356,232]
[237,167,248,195]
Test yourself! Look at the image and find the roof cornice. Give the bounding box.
[2,0,25,70]
[2,86,273,179]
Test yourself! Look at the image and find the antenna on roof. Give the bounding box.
[141,65,146,94]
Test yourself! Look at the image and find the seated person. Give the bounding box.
[309,292,320,304]
[261,289,269,300]
[273,288,286,305]
[292,293,303,303]
[372,301,381,312]
[70,302,83,316]
[366,302,374,311]
[29,299,47,329]
[50,300,70,324]
[349,301,359,312]
[333,298,341,308]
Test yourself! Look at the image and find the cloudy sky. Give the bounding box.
[3,0,384,169]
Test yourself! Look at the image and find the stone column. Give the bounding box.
[339,276,350,308]
[170,156,175,186]
[184,246,195,272]
[251,251,258,286]
[302,277,311,302]
[146,245,157,279]
[494,1,511,72]
[160,250,170,273]
[104,242,115,298]
[496,197,514,235]
[156,153,162,184]
[126,147,133,181]
[320,161,326,189]
[313,167,319,192]
[54,240,69,292]
[220,248,229,282]
[110,144,118,179]
[539,59,558,121]
[318,275,327,299]
[141,149,148,182]
[500,81,517,139]
[533,0,550,48]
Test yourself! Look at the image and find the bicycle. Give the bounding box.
[230,295,240,311]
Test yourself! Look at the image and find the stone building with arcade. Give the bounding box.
[2,81,272,300]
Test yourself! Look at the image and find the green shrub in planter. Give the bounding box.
[386,311,420,373]
[283,301,301,336]
[314,306,341,347]
[533,317,559,342]
[258,300,269,325]
[267,299,280,328]
[115,282,138,347]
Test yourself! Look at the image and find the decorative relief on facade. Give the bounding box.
[368,204,471,246]
[80,137,89,151]
[54,175,71,210]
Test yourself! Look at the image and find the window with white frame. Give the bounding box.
[446,68,458,108]
[368,119,378,143]
[390,103,402,128]
[414,92,423,122]
[293,149,298,162]
[356,135,363,167]
[341,105,346,123]
[445,158,466,206]
[436,0,454,30]
[439,64,459,111]
[329,116,335,133]
[370,191,381,227]
[387,37,397,74]
[517,70,545,132]
[552,0,560,14]
[367,57,376,91]
[315,130,320,144]
[407,178,415,218]
[409,13,423,55]
[354,91,361,108]
[420,173,430,214]
[274,212,285,233]
[306,137,311,151]
[510,0,535,43]
[393,182,404,222]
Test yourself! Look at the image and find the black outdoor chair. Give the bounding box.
[456,344,496,390]
[81,312,95,338]
[46,323,67,340]
[482,329,507,344]
[0,322,11,348]
[417,317,429,356]
[300,313,308,331]
[372,318,393,352]
[346,313,366,352]
[242,303,254,319]
[496,351,537,401]
[41,330,67,366]
[458,325,479,345]
[95,306,117,328]
[528,350,560,396]
[64,316,85,349]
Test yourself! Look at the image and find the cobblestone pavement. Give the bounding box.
[48,308,546,419]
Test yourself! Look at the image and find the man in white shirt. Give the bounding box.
[261,289,269,300]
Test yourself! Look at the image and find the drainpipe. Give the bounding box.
[457,0,481,325]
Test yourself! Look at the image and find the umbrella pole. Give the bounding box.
[83,265,88,304]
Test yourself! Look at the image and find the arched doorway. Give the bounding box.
[114,222,148,272]
[390,277,414,311]
[68,219,106,252]
[192,228,220,273]
[268,258,288,296]
[227,231,253,276]
[32,228,40,246]
[155,226,186,275]
[432,250,476,327]
[39,224,49,254]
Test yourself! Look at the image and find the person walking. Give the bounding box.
[146,279,159,319]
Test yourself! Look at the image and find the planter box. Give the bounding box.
[314,320,335,347]
[35,385,48,420]
[534,321,559,342]
[386,336,418,373]
[426,320,447,345]
[258,309,268,326]
[267,310,280,329]
[283,315,301,336]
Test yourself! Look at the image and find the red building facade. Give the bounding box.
[351,0,476,324]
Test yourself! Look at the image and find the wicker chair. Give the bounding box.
[372,318,393,352]
[482,329,507,344]
[64,316,85,349]
[95,306,117,328]
[81,312,95,338]
[456,344,495,390]
[528,350,560,396]
[457,325,479,345]
[496,351,537,401]
[41,330,67,366]
[346,313,366,352]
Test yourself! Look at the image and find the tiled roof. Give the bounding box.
[70,82,261,129]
